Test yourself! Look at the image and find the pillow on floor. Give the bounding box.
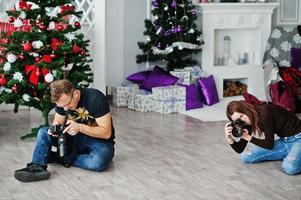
[126,70,152,84]
[140,66,178,91]
[179,83,203,110]
[198,75,219,106]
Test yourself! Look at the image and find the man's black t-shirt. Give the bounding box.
[55,88,115,144]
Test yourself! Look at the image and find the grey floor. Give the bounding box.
[0,107,301,200]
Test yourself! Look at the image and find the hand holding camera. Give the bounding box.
[224,119,253,143]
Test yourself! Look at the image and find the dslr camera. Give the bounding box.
[230,119,252,138]
[49,124,68,158]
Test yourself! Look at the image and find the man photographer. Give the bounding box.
[14,79,115,182]
[224,100,301,175]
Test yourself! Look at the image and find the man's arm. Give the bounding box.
[52,112,67,125]
[64,112,112,139]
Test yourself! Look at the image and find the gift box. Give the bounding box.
[184,66,205,83]
[112,83,139,107]
[127,89,150,110]
[152,86,186,114]
[170,70,191,85]
[134,92,155,112]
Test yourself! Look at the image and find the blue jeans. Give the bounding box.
[32,127,114,171]
[241,133,301,175]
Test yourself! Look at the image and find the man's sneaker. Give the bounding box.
[14,163,50,182]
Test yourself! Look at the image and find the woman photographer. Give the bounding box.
[224,100,301,175]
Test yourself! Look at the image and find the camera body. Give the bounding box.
[230,119,252,138]
[49,124,68,158]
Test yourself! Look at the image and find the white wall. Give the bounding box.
[106,0,148,92]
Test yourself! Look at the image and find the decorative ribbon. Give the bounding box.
[25,64,49,85]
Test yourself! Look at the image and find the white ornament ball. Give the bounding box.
[44,73,54,83]
[32,41,44,49]
[7,53,17,63]
[164,6,168,11]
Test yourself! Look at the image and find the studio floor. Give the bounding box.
[0,106,301,200]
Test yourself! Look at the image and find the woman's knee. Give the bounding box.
[282,159,301,175]
[240,151,255,163]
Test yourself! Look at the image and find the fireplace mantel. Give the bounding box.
[195,2,279,100]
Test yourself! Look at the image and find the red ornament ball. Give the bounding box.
[19,54,25,60]
[80,50,86,56]
[23,42,33,52]
[74,21,81,28]
[34,57,41,62]
[0,75,8,86]
[3,38,10,44]
[57,24,64,31]
[50,54,57,59]
[39,25,47,30]
[12,84,18,93]
[72,45,81,54]
[8,17,15,23]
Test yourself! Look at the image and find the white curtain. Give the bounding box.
[0,0,17,21]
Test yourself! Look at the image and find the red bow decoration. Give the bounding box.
[60,5,75,14]
[19,0,32,11]
[25,65,49,86]
[51,38,64,51]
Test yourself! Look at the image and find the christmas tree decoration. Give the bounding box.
[73,44,81,54]
[23,42,33,52]
[8,17,15,23]
[137,0,204,71]
[32,41,43,49]
[7,53,17,63]
[14,18,23,28]
[0,75,8,86]
[44,73,54,83]
[74,21,81,28]
[0,0,93,139]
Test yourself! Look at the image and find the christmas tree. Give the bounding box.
[136,0,204,71]
[0,0,93,138]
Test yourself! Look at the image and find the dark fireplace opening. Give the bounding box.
[223,79,247,97]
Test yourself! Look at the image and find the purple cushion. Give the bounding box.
[198,75,219,106]
[179,84,203,110]
[140,66,178,91]
[291,47,301,69]
[126,70,152,84]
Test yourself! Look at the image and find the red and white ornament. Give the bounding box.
[23,42,33,52]
[7,53,17,63]
[56,24,64,31]
[44,73,54,83]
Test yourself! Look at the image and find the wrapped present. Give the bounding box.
[184,66,205,83]
[112,83,139,107]
[152,86,186,114]
[134,92,155,112]
[127,89,150,110]
[170,70,191,85]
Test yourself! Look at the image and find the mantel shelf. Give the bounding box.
[194,2,279,13]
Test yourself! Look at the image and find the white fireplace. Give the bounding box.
[195,2,279,100]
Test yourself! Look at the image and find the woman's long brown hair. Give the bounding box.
[226,100,261,134]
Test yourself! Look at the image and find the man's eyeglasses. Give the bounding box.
[59,90,75,108]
